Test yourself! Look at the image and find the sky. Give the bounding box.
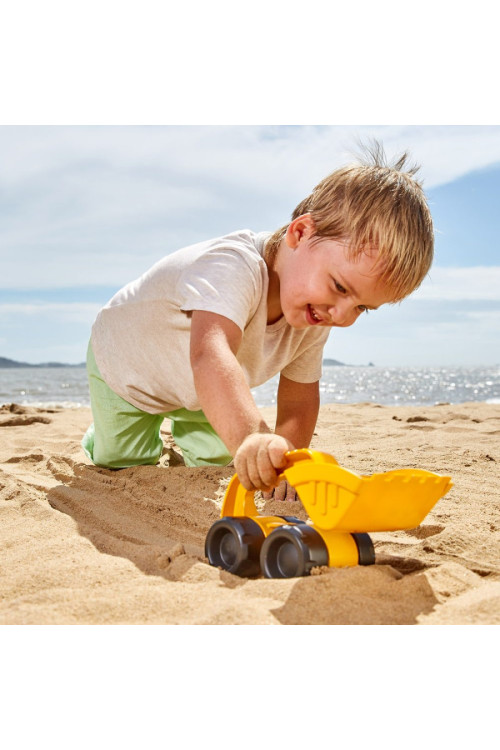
[1,125,499,367]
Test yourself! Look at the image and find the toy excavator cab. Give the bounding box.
[205,449,453,579]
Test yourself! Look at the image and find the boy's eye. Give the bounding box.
[357,305,369,314]
[335,281,346,294]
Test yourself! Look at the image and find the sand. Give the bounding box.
[1,400,499,625]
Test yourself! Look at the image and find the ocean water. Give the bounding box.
[253,365,500,407]
[0,367,91,409]
[1,364,499,409]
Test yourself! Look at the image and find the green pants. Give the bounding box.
[81,342,232,469]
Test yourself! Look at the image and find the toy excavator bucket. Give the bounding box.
[338,469,453,532]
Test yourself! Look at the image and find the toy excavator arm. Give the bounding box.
[220,449,339,518]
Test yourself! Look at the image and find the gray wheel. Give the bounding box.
[205,517,265,577]
[260,524,328,578]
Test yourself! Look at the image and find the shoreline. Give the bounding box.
[1,401,499,624]
[2,397,500,412]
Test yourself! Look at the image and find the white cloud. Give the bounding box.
[1,126,500,290]
[1,126,500,204]
[413,267,500,301]
[324,299,500,368]
[467,310,500,321]
[0,302,101,322]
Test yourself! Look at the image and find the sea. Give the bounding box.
[1,364,499,409]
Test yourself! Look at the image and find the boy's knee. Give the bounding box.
[93,446,161,469]
[81,422,162,468]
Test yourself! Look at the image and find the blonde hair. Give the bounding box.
[265,141,434,302]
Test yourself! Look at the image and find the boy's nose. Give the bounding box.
[328,301,355,327]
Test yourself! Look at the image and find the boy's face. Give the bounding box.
[273,219,396,329]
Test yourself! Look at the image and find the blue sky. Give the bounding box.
[1,125,499,367]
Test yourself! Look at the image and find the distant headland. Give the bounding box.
[323,358,375,367]
[0,357,86,369]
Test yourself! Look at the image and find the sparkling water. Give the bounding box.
[251,365,500,407]
[1,364,499,409]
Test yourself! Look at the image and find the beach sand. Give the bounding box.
[1,400,499,625]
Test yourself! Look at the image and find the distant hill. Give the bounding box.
[323,358,375,367]
[323,358,346,366]
[0,356,85,369]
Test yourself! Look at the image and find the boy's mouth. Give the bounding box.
[307,304,323,324]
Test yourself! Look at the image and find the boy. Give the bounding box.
[82,143,434,500]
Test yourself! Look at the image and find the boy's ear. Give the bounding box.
[285,213,315,249]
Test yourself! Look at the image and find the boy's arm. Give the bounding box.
[190,310,293,491]
[274,374,320,448]
[263,374,320,501]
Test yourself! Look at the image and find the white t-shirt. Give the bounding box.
[91,229,330,414]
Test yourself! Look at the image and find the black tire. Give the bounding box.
[205,517,265,577]
[351,532,375,565]
[260,524,329,579]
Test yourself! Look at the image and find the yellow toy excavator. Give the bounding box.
[205,449,453,579]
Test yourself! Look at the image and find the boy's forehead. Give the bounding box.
[341,243,383,275]
[316,236,388,284]
[343,238,380,260]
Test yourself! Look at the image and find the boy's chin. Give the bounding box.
[282,308,314,329]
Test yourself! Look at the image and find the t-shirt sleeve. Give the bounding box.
[280,330,330,383]
[178,247,262,331]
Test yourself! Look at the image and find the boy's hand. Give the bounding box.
[234,433,295,492]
